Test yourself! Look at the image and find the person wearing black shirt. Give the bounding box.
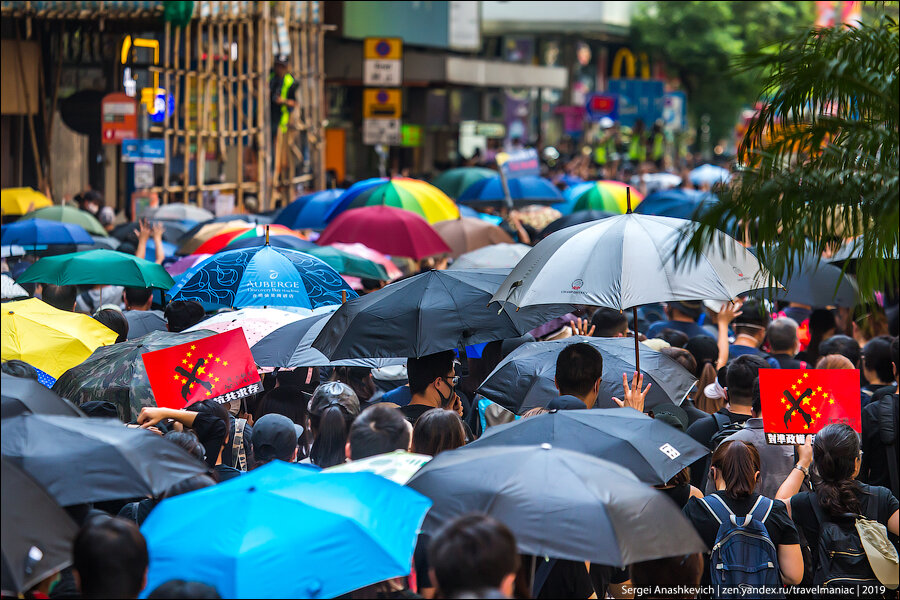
[767,317,808,369]
[400,351,463,425]
[860,338,899,499]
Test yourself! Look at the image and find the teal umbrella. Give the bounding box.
[16,249,175,289]
[19,205,108,237]
[303,246,390,280]
[432,167,497,199]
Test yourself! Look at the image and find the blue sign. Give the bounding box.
[607,79,665,128]
[149,91,174,124]
[497,148,540,180]
[663,92,687,130]
[585,93,618,122]
[121,139,166,164]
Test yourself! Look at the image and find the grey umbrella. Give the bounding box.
[1,414,208,506]
[477,336,697,413]
[1,373,85,419]
[406,444,706,566]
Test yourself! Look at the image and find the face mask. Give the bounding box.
[436,377,457,409]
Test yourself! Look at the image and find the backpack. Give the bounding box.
[877,393,899,497]
[808,496,880,588]
[709,412,747,450]
[700,494,784,599]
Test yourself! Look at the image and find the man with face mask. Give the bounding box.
[400,350,463,425]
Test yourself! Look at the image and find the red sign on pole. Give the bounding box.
[760,369,861,445]
[141,329,261,410]
[101,93,137,144]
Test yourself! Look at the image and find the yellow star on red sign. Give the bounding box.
[172,374,180,381]
[190,345,196,350]
[829,399,835,404]
[186,352,192,358]
[223,361,228,367]
[207,353,213,359]
[803,372,809,378]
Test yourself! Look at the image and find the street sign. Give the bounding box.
[133,162,154,189]
[607,79,665,128]
[585,93,618,122]
[363,89,402,119]
[121,139,166,164]
[663,91,687,131]
[101,93,137,145]
[363,118,401,145]
[474,122,506,138]
[364,37,402,60]
[496,148,541,180]
[364,37,403,87]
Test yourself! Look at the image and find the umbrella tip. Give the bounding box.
[626,187,632,214]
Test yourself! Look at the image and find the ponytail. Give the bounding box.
[710,440,760,499]
[813,424,863,516]
[693,361,722,414]
[308,404,352,468]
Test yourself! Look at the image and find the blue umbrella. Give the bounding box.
[1,218,94,248]
[224,235,316,252]
[634,188,719,220]
[167,244,357,309]
[458,175,563,206]
[556,174,584,188]
[140,462,432,599]
[689,164,731,186]
[323,178,388,221]
[274,189,345,230]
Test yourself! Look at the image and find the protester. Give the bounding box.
[796,309,837,366]
[251,413,302,467]
[306,381,360,467]
[815,354,855,369]
[685,335,723,415]
[860,337,899,497]
[137,403,227,471]
[411,408,466,456]
[860,336,895,407]
[40,283,77,311]
[253,385,309,457]
[646,301,712,339]
[659,347,707,424]
[722,299,779,368]
[346,403,411,460]
[72,516,149,599]
[122,287,167,339]
[816,334,861,367]
[399,351,463,423]
[163,300,205,333]
[330,365,377,408]
[75,284,125,315]
[767,317,807,369]
[629,553,703,600]
[589,307,628,337]
[92,307,128,343]
[549,342,604,409]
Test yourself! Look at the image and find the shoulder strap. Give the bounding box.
[78,290,96,313]
[700,493,735,526]
[749,496,774,525]
[712,412,731,432]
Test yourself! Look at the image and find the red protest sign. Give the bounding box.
[760,368,861,445]
[141,329,261,409]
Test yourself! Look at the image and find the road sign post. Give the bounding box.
[363,38,403,154]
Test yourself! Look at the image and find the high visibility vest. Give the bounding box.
[594,138,616,165]
[651,133,665,161]
[271,72,295,133]
[628,132,646,162]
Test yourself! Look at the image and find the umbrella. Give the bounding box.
[468,407,707,484]
[141,462,432,599]
[432,167,497,199]
[202,213,273,225]
[448,243,531,270]
[164,253,211,277]
[275,189,345,230]
[635,188,719,220]
[325,450,431,484]
[1,298,119,379]
[175,219,253,255]
[142,203,214,222]
[1,274,28,300]
[556,173,585,188]
[312,268,574,360]
[222,234,318,254]
[761,255,859,308]
[79,235,120,251]
[19,205,107,237]
[52,329,215,422]
[457,175,563,206]
[1,414,209,506]
[477,335,697,413]
[689,163,731,187]
[1,457,78,595]
[433,217,514,258]
[0,245,27,258]
[193,224,302,255]
[539,210,616,239]
[184,307,307,347]
[1,187,52,216]
[406,444,706,566]
[325,178,459,224]
[1,373,85,419]
[317,206,451,261]
[301,246,390,280]
[16,249,175,289]
[167,244,356,310]
[112,220,194,245]
[329,243,404,280]
[571,180,644,214]
[1,218,94,248]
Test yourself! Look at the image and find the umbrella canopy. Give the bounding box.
[317,206,451,261]
[16,249,175,289]
[312,268,574,360]
[468,407,707,484]
[1,414,209,506]
[325,450,431,485]
[19,205,107,236]
[164,253,211,277]
[635,188,719,220]
[448,243,531,270]
[275,189,345,230]
[112,220,193,245]
[539,210,616,239]
[0,274,28,300]
[761,255,859,308]
[141,463,432,599]
[142,203,213,222]
[457,175,563,206]
[185,307,307,347]
[328,243,404,280]
[1,188,53,216]
[175,219,253,255]
[326,178,459,224]
[689,163,731,186]
[431,167,497,199]
[193,224,301,255]
[477,336,697,413]
[571,180,644,214]
[1,218,94,247]
[1,298,118,379]
[52,329,215,422]
[1,457,78,595]
[407,444,706,566]
[1,373,85,419]
[302,246,390,280]
[433,217,514,258]
[168,245,355,310]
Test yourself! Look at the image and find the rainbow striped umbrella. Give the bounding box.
[571,181,644,214]
[325,178,459,224]
[192,224,302,255]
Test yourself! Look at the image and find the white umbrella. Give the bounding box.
[689,164,731,186]
[1,245,27,258]
[1,273,28,299]
[142,203,214,222]
[448,243,531,270]
[185,307,310,347]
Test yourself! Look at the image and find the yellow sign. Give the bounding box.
[363,89,402,119]
[364,37,403,60]
[611,48,651,79]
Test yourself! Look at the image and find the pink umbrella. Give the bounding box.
[184,308,311,347]
[317,206,451,261]
[329,242,404,280]
[165,254,212,277]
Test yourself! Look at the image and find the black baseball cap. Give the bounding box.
[251,414,303,463]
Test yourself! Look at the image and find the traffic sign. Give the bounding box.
[585,93,618,122]
[607,79,665,128]
[363,118,401,146]
[101,93,137,145]
[364,38,402,60]
[122,139,166,164]
[363,89,402,119]
[364,37,403,87]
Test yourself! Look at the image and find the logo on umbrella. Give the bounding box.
[732,266,745,278]
[571,279,584,290]
[269,270,279,280]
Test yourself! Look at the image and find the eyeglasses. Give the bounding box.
[443,375,460,388]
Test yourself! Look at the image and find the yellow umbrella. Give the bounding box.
[1,298,118,378]
[1,187,53,216]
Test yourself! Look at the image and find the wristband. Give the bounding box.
[794,464,809,476]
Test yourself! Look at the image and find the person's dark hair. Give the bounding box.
[725,355,769,405]
[124,287,153,308]
[659,328,689,348]
[1,359,39,380]
[146,580,221,599]
[660,347,697,374]
[41,284,77,311]
[331,366,376,405]
[308,404,355,468]
[428,514,520,598]
[93,308,128,343]
[186,400,230,464]
[160,473,216,500]
[813,423,864,517]
[164,300,205,332]
[411,408,466,456]
[767,317,799,353]
[591,307,628,337]
[348,404,410,460]
[629,554,704,599]
[806,309,838,365]
[72,516,149,599]
[892,337,899,371]
[254,385,311,457]
[555,343,603,398]
[275,367,319,397]
[407,350,457,396]
[733,299,770,336]
[685,336,720,413]
[816,334,860,367]
[710,440,760,499]
[751,379,761,415]
[164,430,206,462]
[861,335,894,383]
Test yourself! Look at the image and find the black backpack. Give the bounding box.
[808,496,879,588]
[876,393,899,497]
[709,412,746,450]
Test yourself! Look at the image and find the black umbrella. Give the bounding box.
[539,210,616,239]
[111,220,192,245]
[1,414,208,506]
[764,256,859,308]
[1,373,85,419]
[468,407,707,485]
[477,336,697,414]
[406,444,706,566]
[312,269,574,359]
[1,457,78,595]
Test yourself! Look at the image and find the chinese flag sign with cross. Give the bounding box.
[142,329,261,410]
[759,369,861,445]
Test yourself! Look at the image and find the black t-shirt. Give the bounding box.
[400,403,436,425]
[860,392,899,495]
[771,353,807,370]
[531,557,594,599]
[190,412,227,468]
[687,409,753,489]
[683,492,800,585]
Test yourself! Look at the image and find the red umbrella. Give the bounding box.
[317,206,451,260]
